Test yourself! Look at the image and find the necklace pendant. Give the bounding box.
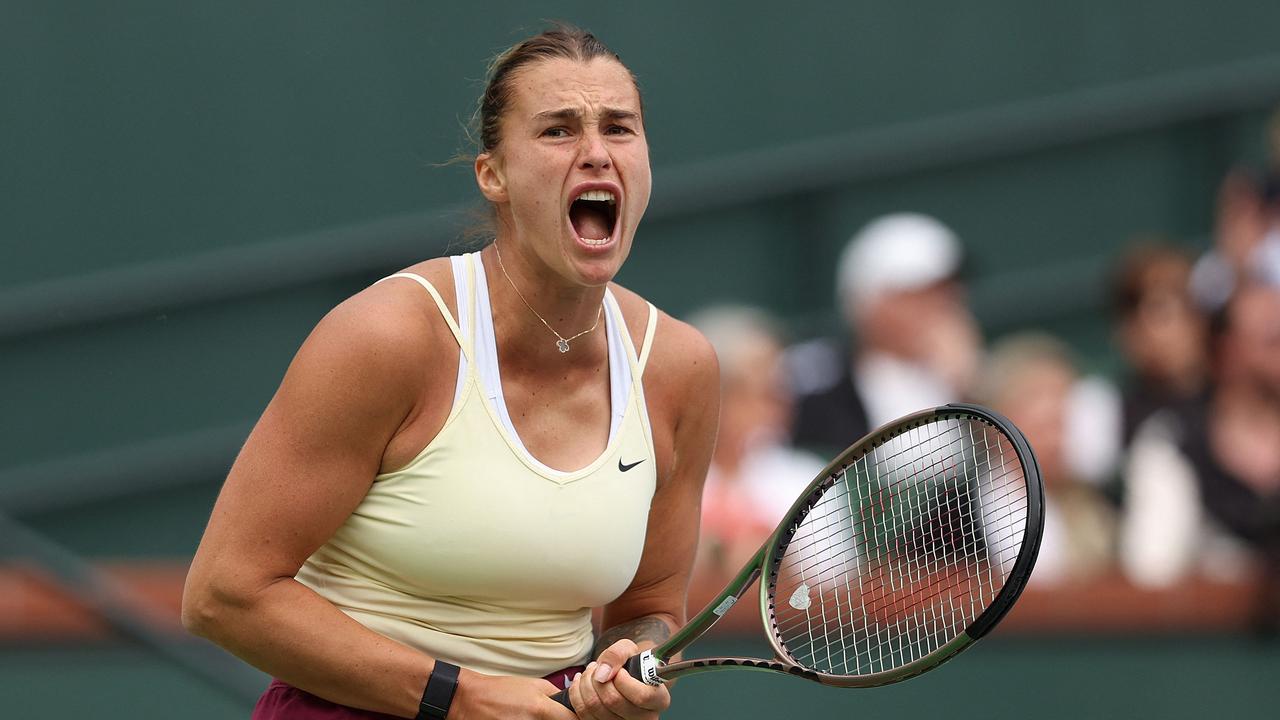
[556,339,570,353]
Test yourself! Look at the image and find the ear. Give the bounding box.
[475,152,508,203]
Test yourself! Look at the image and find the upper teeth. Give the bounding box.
[578,189,616,203]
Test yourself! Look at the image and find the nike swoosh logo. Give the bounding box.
[618,458,645,472]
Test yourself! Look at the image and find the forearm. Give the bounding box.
[593,613,676,657]
[184,576,430,717]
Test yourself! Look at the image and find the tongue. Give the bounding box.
[569,201,612,240]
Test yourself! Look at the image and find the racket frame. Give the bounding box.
[637,403,1043,687]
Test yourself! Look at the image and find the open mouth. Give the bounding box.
[568,189,618,246]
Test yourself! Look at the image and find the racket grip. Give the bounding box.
[550,687,573,711]
[547,651,659,710]
[624,653,650,684]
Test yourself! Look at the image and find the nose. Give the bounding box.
[578,130,611,170]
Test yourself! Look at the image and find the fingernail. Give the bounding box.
[573,672,582,683]
[594,663,613,682]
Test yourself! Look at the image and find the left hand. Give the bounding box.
[566,639,671,719]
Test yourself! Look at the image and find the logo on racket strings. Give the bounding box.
[788,584,812,611]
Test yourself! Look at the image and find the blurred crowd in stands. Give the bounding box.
[689,109,1280,632]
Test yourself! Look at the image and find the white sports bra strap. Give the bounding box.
[637,302,658,372]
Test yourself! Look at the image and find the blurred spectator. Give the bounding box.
[1121,282,1280,602]
[1268,167,1280,269]
[1190,170,1280,312]
[689,306,826,577]
[976,333,1117,586]
[1111,242,1210,448]
[788,213,982,456]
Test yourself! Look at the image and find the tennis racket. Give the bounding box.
[552,402,1042,708]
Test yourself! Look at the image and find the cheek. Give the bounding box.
[504,151,562,216]
[511,151,557,187]
[635,159,653,204]
[634,170,653,211]
[620,144,653,209]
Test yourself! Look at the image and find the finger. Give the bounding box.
[586,671,632,717]
[610,668,671,713]
[575,663,602,719]
[592,666,650,720]
[593,638,640,684]
[566,670,584,717]
[575,663,626,720]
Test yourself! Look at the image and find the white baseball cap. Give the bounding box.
[837,213,963,317]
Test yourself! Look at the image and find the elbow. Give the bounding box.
[180,577,222,639]
[180,569,253,641]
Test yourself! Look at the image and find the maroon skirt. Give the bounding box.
[251,665,586,719]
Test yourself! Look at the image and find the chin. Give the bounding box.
[569,249,628,287]
[561,226,632,286]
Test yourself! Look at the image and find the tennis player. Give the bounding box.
[182,25,719,720]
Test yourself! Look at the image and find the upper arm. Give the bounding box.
[187,290,432,602]
[603,314,720,629]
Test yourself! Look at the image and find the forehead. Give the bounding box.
[507,57,641,117]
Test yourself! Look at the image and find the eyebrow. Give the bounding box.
[532,107,640,122]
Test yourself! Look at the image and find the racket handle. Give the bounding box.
[547,652,660,710]
[624,652,655,684]
[550,687,573,711]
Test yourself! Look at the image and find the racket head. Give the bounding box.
[758,403,1044,687]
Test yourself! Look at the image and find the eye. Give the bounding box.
[542,127,570,138]
[605,124,635,136]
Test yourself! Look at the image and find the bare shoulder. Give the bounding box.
[258,256,465,477]
[374,256,460,325]
[647,313,718,390]
[315,258,454,356]
[285,257,461,406]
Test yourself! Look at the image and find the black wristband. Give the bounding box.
[416,660,460,720]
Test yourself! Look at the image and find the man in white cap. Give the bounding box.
[789,213,982,454]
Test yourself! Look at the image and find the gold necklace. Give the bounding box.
[493,243,603,353]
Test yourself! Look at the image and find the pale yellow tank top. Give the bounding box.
[295,253,659,677]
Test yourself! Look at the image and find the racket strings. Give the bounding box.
[775,438,1028,595]
[819,420,1018,661]
[778,454,1027,569]
[776,424,1025,591]
[767,417,1029,677]
[779,483,975,667]
[777,422,1023,672]
[773,501,1024,665]
[781,512,1024,668]
[773,489,1027,643]
[776,536,1019,671]
[780,423,1002,551]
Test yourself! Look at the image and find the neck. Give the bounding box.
[483,242,608,362]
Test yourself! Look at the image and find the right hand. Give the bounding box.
[449,668,577,720]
